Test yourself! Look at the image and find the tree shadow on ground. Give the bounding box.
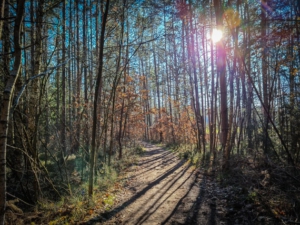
[127,154,177,180]
[84,147,186,224]
[83,146,217,225]
[161,171,217,225]
[184,175,207,225]
[126,163,194,225]
[137,150,173,166]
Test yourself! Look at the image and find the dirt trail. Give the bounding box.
[86,143,221,225]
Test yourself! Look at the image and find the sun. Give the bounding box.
[211,29,223,43]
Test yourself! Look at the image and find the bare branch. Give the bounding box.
[12,57,74,110]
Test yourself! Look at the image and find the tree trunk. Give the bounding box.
[261,0,270,156]
[0,1,25,224]
[29,0,45,200]
[89,0,110,197]
[213,0,229,169]
[153,43,163,142]
[0,0,4,41]
[75,1,82,154]
[61,0,67,157]
[184,12,200,151]
[83,0,90,155]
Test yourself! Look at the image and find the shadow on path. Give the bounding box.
[184,176,206,224]
[84,146,185,223]
[83,144,217,225]
[127,163,194,225]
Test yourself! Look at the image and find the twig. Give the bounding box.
[283,171,300,183]
[12,57,74,110]
[6,192,35,207]
[285,221,300,224]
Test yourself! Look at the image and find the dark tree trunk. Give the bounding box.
[0,1,25,223]
[89,0,110,197]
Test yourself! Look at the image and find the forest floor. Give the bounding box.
[7,142,298,224]
[82,143,288,225]
[84,142,216,224]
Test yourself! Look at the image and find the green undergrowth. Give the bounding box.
[11,144,145,225]
[135,145,145,154]
[166,143,211,168]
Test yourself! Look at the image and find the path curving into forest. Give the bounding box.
[85,143,221,225]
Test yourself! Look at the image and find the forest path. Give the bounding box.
[87,143,222,225]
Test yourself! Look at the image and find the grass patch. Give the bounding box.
[23,144,144,225]
[166,143,212,168]
[102,193,115,211]
[135,145,145,154]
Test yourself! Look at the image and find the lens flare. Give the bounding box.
[211,29,223,43]
[224,9,241,29]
